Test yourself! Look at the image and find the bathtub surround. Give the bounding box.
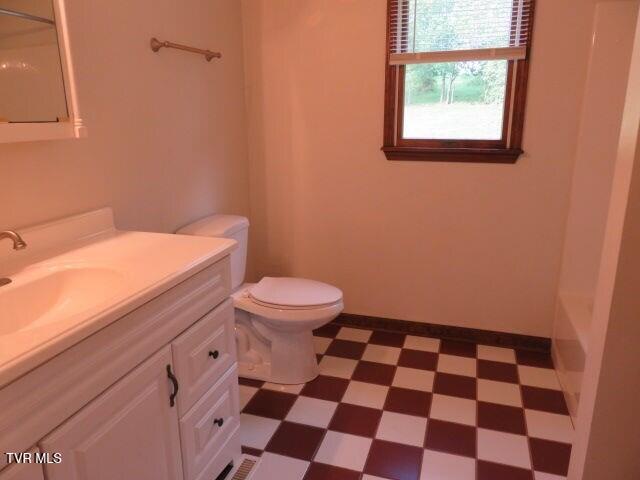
[569,9,640,478]
[552,1,639,423]
[0,0,250,235]
[241,0,602,338]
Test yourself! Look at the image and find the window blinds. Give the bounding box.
[389,0,533,65]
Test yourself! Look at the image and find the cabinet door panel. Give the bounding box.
[40,347,183,480]
[172,299,236,415]
[179,366,240,480]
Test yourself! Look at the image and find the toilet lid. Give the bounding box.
[249,277,343,308]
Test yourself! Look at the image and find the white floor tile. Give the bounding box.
[421,449,476,480]
[362,344,402,365]
[252,453,309,480]
[477,379,523,407]
[314,430,372,471]
[534,472,567,480]
[518,365,562,390]
[525,409,574,444]
[342,381,390,409]
[477,429,532,469]
[239,414,281,449]
[404,335,440,353]
[239,385,259,410]
[429,394,477,426]
[477,345,516,364]
[393,366,435,392]
[313,336,332,354]
[262,382,305,395]
[319,355,358,379]
[336,327,372,343]
[362,476,390,480]
[285,396,338,428]
[376,411,428,447]
[436,354,477,377]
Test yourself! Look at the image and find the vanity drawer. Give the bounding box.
[172,298,236,415]
[179,366,240,480]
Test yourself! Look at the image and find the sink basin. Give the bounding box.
[0,265,126,336]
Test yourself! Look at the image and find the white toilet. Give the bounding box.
[178,215,344,384]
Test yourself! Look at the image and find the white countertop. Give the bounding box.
[0,209,236,387]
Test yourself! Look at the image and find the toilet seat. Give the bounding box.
[232,282,344,330]
[249,277,343,309]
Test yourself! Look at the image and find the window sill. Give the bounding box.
[382,146,524,164]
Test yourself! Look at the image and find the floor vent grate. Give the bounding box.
[230,457,258,480]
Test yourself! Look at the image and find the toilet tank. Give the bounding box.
[177,215,249,290]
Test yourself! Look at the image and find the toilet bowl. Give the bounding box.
[177,215,344,384]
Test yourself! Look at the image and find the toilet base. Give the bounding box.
[235,313,322,384]
[237,361,271,383]
[237,359,319,385]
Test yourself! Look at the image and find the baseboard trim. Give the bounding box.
[334,313,551,353]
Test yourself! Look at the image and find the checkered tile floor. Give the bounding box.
[238,324,573,480]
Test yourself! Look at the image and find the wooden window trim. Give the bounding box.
[382,0,535,164]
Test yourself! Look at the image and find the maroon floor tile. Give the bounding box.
[265,421,326,461]
[303,462,361,480]
[325,339,367,360]
[477,401,527,435]
[521,386,569,415]
[242,389,297,419]
[352,361,396,385]
[364,440,423,480]
[477,460,534,480]
[398,349,438,371]
[316,354,323,363]
[529,438,572,476]
[314,323,341,338]
[301,375,350,402]
[384,387,432,417]
[241,446,263,457]
[433,372,477,400]
[477,359,519,383]
[439,340,477,358]
[424,419,477,458]
[239,377,265,388]
[369,330,406,348]
[515,349,555,369]
[329,403,382,437]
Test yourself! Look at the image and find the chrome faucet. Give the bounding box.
[0,231,27,250]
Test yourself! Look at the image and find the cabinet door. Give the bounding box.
[40,346,183,480]
[0,449,44,480]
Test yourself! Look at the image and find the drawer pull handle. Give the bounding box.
[209,350,220,359]
[214,418,224,427]
[166,365,179,408]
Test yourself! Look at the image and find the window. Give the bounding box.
[382,0,535,163]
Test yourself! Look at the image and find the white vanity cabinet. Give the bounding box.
[0,255,240,480]
[41,347,184,480]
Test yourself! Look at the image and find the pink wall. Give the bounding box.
[0,0,250,234]
[241,0,599,336]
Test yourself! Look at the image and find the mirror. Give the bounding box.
[0,0,68,123]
